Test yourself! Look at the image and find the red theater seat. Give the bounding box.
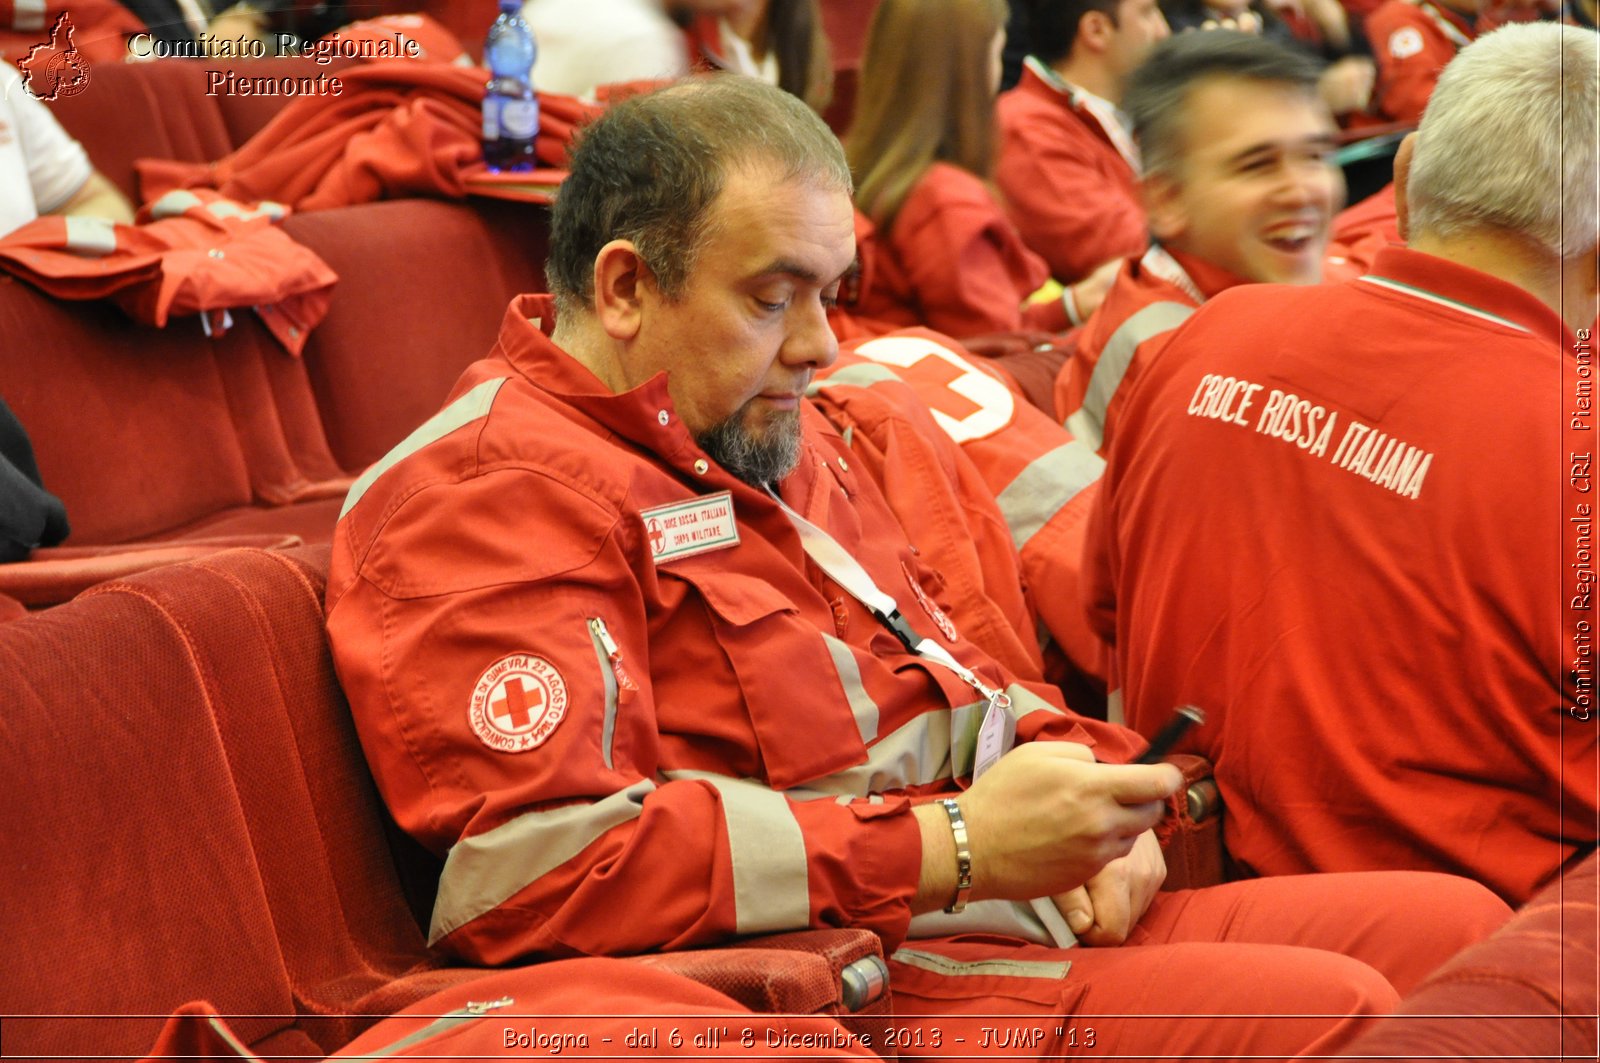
[0,545,893,1061]
[1,50,556,605]
[287,197,550,471]
[46,58,350,203]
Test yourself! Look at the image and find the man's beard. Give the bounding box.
[695,404,802,487]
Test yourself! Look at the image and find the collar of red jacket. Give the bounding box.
[1365,245,1573,347]
[494,293,683,447]
[1427,0,1476,32]
[491,293,839,489]
[1156,245,1252,303]
[1014,64,1120,129]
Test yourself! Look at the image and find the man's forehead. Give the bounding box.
[1182,80,1332,155]
[708,166,857,277]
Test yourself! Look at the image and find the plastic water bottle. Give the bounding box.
[482,0,538,173]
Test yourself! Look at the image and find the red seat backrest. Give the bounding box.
[288,198,550,471]
[0,277,258,543]
[0,546,485,1059]
[0,552,320,1058]
[46,58,348,203]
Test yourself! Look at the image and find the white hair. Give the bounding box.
[1407,22,1598,258]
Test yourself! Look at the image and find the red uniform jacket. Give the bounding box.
[326,294,1144,965]
[1325,183,1403,283]
[1054,246,1247,452]
[1365,0,1474,124]
[996,64,1147,285]
[0,189,336,355]
[848,164,1067,340]
[1084,246,1598,903]
[138,62,599,210]
[810,346,1047,683]
[826,330,1112,685]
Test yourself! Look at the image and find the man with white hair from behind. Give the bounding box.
[1084,21,1600,906]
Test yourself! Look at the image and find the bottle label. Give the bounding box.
[482,97,500,140]
[501,98,539,139]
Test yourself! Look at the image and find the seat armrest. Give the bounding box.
[635,928,895,1058]
[1156,753,1226,891]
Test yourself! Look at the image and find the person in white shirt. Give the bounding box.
[0,62,133,237]
[522,0,692,99]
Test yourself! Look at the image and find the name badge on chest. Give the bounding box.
[641,491,741,564]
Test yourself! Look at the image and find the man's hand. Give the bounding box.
[1318,56,1376,116]
[1066,258,1122,325]
[1052,829,1167,946]
[913,743,1182,913]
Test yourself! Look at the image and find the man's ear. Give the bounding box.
[1393,132,1417,243]
[1079,9,1115,54]
[593,239,650,341]
[1143,172,1187,245]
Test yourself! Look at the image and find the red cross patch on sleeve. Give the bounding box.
[468,653,569,753]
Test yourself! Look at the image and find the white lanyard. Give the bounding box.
[766,488,1012,716]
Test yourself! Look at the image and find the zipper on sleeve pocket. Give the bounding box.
[589,617,639,770]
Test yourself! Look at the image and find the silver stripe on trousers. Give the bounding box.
[892,947,1070,980]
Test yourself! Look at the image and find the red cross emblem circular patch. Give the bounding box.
[468,653,568,753]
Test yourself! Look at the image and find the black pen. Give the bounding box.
[1136,705,1206,764]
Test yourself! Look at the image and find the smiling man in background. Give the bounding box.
[1055,29,1342,450]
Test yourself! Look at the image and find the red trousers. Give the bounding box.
[888,871,1511,1060]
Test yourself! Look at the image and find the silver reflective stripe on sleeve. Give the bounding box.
[341,377,507,519]
[1063,301,1194,450]
[63,216,116,255]
[892,947,1070,980]
[428,779,654,944]
[148,189,205,219]
[789,684,1060,799]
[947,683,1063,776]
[206,1015,256,1058]
[663,770,811,935]
[1105,688,1125,726]
[822,633,879,743]
[204,199,289,223]
[1005,683,1066,720]
[350,999,514,1059]
[994,439,1106,551]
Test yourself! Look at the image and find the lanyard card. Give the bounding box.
[972,692,1015,780]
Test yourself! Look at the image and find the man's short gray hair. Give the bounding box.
[1408,22,1598,258]
[548,76,852,318]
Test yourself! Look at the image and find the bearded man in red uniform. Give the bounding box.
[1055,30,1342,451]
[1085,21,1598,905]
[327,75,1512,1056]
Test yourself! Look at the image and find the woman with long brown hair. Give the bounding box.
[845,0,1081,337]
[683,0,834,113]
